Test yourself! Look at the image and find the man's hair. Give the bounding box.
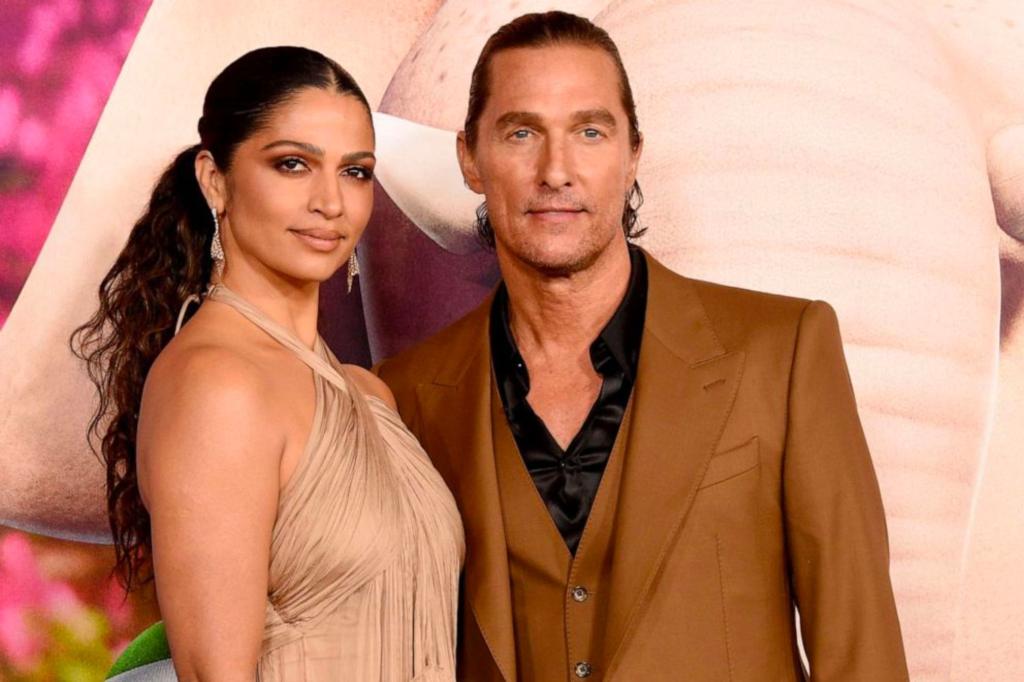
[463,11,645,248]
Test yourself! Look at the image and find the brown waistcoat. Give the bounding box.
[492,383,632,682]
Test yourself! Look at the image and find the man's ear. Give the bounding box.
[195,149,226,213]
[627,132,644,188]
[457,131,485,194]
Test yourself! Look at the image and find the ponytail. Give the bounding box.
[71,144,214,590]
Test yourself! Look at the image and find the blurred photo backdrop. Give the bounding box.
[2,1,1023,679]
[1,1,158,679]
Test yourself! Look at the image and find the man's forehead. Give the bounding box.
[489,43,620,80]
[485,44,626,115]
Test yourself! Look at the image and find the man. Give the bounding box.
[376,11,908,681]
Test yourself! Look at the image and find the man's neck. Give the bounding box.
[500,239,633,362]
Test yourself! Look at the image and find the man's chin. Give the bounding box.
[514,243,603,278]
[496,221,622,278]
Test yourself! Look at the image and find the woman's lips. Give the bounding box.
[289,228,343,252]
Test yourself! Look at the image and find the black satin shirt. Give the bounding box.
[490,247,648,554]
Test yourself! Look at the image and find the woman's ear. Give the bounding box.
[195,149,226,212]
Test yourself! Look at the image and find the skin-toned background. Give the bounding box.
[1,1,1022,678]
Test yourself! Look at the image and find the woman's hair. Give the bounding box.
[70,46,370,591]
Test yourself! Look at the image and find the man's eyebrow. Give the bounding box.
[493,109,619,130]
[261,140,325,156]
[494,111,544,129]
[571,108,617,127]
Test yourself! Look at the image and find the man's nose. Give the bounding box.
[309,172,345,218]
[537,136,573,189]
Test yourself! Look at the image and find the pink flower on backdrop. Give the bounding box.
[45,581,100,644]
[0,533,46,668]
[90,0,120,28]
[15,116,47,164]
[0,532,106,669]
[17,0,82,77]
[0,86,21,151]
[102,575,132,630]
[42,580,84,621]
[0,0,152,321]
[0,532,46,608]
[0,606,43,670]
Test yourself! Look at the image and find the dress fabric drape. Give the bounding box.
[206,285,464,681]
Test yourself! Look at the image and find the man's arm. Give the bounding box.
[783,300,909,680]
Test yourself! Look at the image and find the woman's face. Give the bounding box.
[217,87,376,285]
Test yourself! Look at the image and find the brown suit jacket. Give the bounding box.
[376,251,908,681]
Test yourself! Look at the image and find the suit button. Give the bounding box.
[574,661,593,678]
[571,585,589,603]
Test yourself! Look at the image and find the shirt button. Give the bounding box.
[574,661,593,678]
[571,585,589,603]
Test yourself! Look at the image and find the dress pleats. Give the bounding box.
[206,285,464,681]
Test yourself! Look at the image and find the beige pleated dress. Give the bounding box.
[205,285,464,681]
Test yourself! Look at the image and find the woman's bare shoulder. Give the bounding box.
[139,330,282,470]
[341,364,398,411]
[146,330,270,406]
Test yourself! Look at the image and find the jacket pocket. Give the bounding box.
[699,437,759,490]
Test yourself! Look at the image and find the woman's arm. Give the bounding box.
[137,345,283,680]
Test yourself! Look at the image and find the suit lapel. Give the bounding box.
[414,298,517,682]
[603,254,746,672]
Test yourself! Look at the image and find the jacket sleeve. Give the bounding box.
[783,300,909,680]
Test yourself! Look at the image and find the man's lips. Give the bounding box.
[526,207,586,222]
[527,205,585,214]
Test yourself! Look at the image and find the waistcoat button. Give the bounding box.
[575,661,593,678]
[571,585,589,602]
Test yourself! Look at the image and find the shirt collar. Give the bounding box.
[592,245,647,383]
[490,245,648,389]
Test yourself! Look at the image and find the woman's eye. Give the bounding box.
[276,157,307,173]
[343,166,374,181]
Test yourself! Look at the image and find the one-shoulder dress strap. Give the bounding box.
[174,293,202,335]
[205,284,352,397]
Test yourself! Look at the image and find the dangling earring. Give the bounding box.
[210,206,224,277]
[347,249,360,293]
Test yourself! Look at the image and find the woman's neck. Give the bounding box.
[218,265,321,349]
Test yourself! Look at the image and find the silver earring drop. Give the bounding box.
[210,207,224,275]
[347,249,360,293]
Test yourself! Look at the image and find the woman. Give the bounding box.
[71,46,463,680]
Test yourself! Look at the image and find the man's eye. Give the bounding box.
[582,128,602,139]
[511,129,531,140]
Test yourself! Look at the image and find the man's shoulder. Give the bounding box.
[646,254,814,349]
[695,277,812,346]
[688,276,810,321]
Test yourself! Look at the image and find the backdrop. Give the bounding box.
[1,1,1022,679]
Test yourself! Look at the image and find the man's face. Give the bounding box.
[459,44,642,276]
